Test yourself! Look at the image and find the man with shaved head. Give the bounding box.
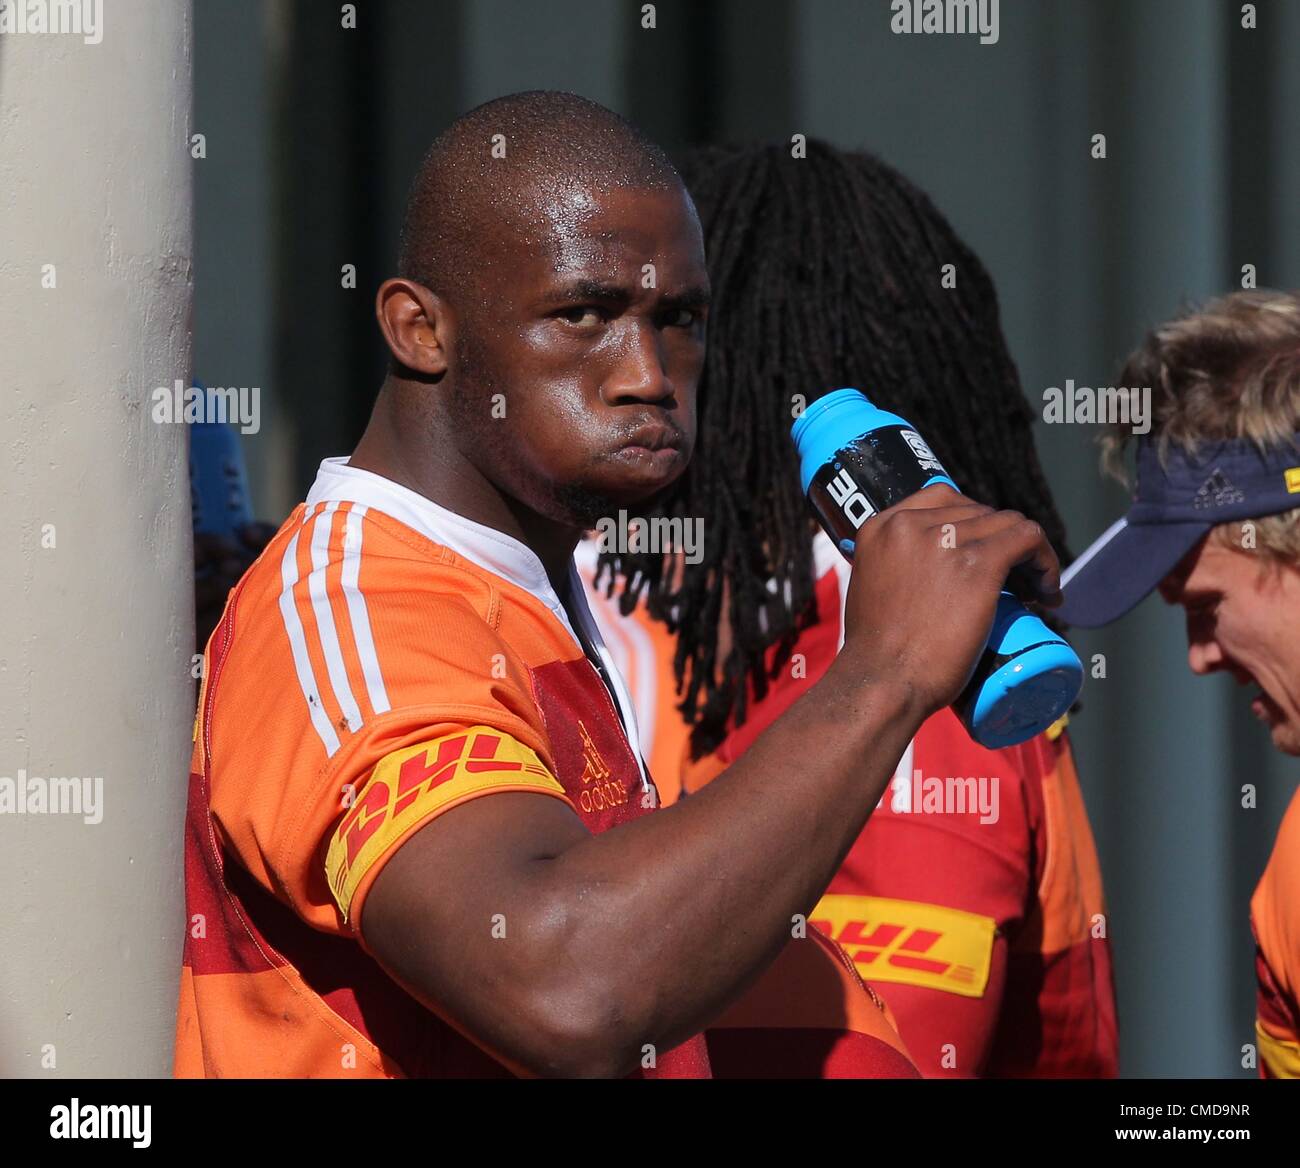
[173,91,1064,1079]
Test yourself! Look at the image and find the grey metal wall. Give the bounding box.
[193,0,1300,1077]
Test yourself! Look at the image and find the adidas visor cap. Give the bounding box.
[1058,434,1300,628]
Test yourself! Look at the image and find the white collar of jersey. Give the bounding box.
[306,458,651,789]
[308,456,562,598]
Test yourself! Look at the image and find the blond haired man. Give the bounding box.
[1061,290,1300,1078]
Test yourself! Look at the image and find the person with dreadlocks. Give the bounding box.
[594,139,1119,1077]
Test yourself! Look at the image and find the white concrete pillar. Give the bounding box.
[0,2,195,1076]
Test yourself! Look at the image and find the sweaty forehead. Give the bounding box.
[487,181,701,283]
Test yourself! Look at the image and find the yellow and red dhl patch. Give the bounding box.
[325,725,565,918]
[811,895,996,999]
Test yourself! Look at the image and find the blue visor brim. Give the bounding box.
[1057,517,1211,628]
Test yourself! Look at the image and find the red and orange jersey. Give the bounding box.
[806,712,1116,1077]
[575,539,692,804]
[706,924,916,1077]
[1252,786,1300,1078]
[176,458,708,1078]
[175,459,915,1079]
[587,531,1119,1077]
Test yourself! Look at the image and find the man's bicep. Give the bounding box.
[356,791,592,1069]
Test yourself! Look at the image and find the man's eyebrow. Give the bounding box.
[542,278,711,311]
[545,279,633,306]
[1166,582,1221,608]
[660,282,711,310]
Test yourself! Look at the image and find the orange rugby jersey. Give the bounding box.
[175,456,711,1078]
[589,531,1119,1078]
[1252,785,1300,1078]
[176,459,915,1079]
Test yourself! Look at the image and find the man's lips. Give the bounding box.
[610,446,684,474]
[1224,666,1279,724]
[1240,676,1287,725]
[608,423,687,473]
[617,423,685,454]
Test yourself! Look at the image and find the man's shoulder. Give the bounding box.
[204,501,538,762]
[223,501,518,662]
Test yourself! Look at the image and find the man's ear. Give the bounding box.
[376,278,451,377]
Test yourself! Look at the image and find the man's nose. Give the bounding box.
[603,322,673,405]
[1186,628,1224,675]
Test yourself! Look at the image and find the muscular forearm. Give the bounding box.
[521,653,927,1072]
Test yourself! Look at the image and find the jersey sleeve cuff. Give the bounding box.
[324,724,574,931]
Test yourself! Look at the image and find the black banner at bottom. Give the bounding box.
[0,1076,1288,1153]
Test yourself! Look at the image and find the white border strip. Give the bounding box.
[278,512,342,757]
[308,501,363,735]
[340,504,392,716]
[1061,516,1130,588]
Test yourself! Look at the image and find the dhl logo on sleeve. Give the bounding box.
[811,895,996,998]
[326,726,567,919]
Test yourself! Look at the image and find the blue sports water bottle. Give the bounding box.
[791,388,1082,749]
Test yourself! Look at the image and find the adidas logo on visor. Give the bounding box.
[1193,469,1245,510]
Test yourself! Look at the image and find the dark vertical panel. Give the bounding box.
[714,0,795,143]
[350,1,387,403]
[458,0,622,111]
[272,0,387,492]
[193,0,278,508]
[1226,0,1276,286]
[1085,0,1136,353]
[1081,4,1144,1077]
[625,0,796,159]
[375,0,464,276]
[624,0,722,153]
[1225,0,1292,1067]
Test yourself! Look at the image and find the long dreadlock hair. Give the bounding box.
[598,139,1070,760]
